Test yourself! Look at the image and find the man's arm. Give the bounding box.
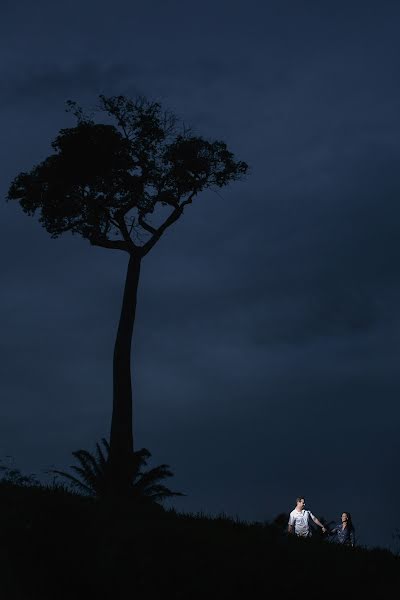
[288,514,294,534]
[311,514,326,532]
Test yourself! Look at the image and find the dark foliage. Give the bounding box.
[8,95,248,253]
[51,438,183,503]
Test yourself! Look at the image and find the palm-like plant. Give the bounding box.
[52,439,183,503]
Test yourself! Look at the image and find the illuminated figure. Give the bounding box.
[288,497,326,537]
[329,512,355,547]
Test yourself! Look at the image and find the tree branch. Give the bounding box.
[138,213,157,234]
[109,216,120,229]
[141,192,196,256]
[128,216,136,235]
[90,237,131,252]
[180,192,196,209]
[114,211,139,253]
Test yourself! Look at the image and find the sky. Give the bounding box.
[1,0,400,549]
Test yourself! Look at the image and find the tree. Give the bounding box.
[8,95,248,493]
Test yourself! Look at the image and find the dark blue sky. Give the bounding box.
[1,0,400,549]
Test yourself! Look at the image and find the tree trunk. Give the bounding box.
[109,252,141,491]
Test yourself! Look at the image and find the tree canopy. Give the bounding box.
[8,95,248,256]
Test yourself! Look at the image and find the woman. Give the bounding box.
[330,512,355,547]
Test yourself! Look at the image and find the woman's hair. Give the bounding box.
[343,512,354,530]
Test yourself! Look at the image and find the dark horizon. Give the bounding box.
[1,0,400,550]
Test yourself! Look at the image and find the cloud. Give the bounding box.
[0,62,139,110]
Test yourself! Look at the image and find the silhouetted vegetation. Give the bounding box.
[0,475,398,599]
[7,95,248,494]
[51,438,183,503]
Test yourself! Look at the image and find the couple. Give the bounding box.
[288,497,355,547]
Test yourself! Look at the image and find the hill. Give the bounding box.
[0,481,398,599]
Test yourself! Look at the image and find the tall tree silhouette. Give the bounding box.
[8,95,248,493]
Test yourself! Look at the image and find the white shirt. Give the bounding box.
[288,509,315,537]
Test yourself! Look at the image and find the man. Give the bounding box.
[288,497,326,537]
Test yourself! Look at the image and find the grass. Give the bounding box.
[0,480,399,599]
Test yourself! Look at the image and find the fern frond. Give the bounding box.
[134,465,173,491]
[51,469,93,495]
[95,439,110,471]
[72,449,103,479]
[143,483,185,501]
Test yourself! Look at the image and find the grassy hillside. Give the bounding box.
[0,481,398,599]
